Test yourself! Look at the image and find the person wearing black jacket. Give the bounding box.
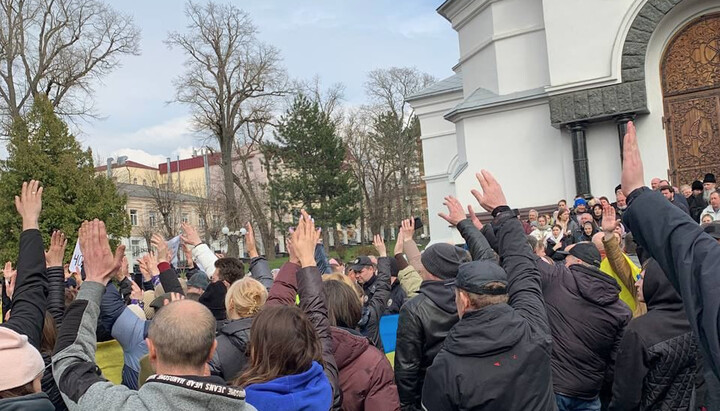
[536,243,630,410]
[609,259,700,410]
[619,121,720,380]
[421,170,555,411]
[394,241,469,411]
[353,236,392,351]
[0,180,54,410]
[687,180,708,223]
[385,258,406,315]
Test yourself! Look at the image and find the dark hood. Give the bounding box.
[643,258,684,312]
[218,316,253,338]
[444,304,525,357]
[569,264,621,306]
[0,393,54,411]
[418,280,457,313]
[331,327,369,369]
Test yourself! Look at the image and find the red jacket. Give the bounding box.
[331,327,400,411]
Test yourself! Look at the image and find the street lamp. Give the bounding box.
[221,226,248,257]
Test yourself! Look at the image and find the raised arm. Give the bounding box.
[182,222,217,276]
[2,181,48,350]
[293,210,342,410]
[439,196,495,261]
[266,237,300,307]
[45,230,68,325]
[401,218,425,275]
[152,235,185,295]
[472,171,550,335]
[245,223,273,291]
[620,121,720,377]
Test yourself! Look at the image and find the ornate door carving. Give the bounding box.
[662,12,720,184]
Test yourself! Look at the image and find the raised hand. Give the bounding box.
[15,180,42,231]
[145,252,160,277]
[292,210,321,268]
[373,234,387,257]
[394,230,404,256]
[182,242,194,269]
[400,218,415,239]
[163,292,185,306]
[245,222,259,258]
[471,170,508,213]
[438,196,466,227]
[114,255,129,282]
[286,228,299,265]
[180,222,202,247]
[151,234,170,263]
[467,205,484,230]
[130,281,143,301]
[601,205,619,235]
[78,219,125,285]
[45,230,68,268]
[621,121,645,197]
[4,262,17,300]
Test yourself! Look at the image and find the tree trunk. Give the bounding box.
[221,137,240,257]
[232,170,276,260]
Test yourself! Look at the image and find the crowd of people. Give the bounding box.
[0,120,719,410]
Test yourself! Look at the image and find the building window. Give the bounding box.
[149,212,156,227]
[133,178,137,185]
[130,209,138,226]
[248,162,254,172]
[131,239,141,257]
[199,218,206,229]
[143,179,147,186]
[182,213,189,224]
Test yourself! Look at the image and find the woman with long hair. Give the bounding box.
[209,277,268,381]
[556,207,579,238]
[322,279,400,410]
[235,211,340,410]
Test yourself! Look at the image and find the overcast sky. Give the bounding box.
[65,0,458,167]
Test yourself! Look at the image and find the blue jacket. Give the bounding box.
[245,361,332,411]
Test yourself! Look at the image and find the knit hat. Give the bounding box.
[692,180,704,191]
[0,327,45,391]
[574,198,587,208]
[421,243,470,280]
[704,173,716,184]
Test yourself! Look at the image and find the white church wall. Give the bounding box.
[584,122,623,199]
[449,101,566,212]
[495,29,550,95]
[543,0,633,89]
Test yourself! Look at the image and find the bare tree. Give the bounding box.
[168,1,288,257]
[142,176,184,238]
[364,67,435,217]
[0,0,140,121]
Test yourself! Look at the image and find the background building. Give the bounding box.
[410,0,720,244]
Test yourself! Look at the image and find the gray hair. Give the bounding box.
[147,300,216,369]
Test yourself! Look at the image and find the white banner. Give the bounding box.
[167,235,181,266]
[69,239,83,274]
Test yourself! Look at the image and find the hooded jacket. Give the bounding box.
[210,317,253,382]
[331,327,399,411]
[245,361,331,411]
[421,210,555,411]
[609,259,700,410]
[536,259,631,399]
[394,279,458,410]
[0,392,55,411]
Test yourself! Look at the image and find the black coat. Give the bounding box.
[358,257,392,351]
[536,258,631,398]
[209,317,253,382]
[687,193,707,223]
[623,188,720,380]
[609,259,700,410]
[421,209,556,411]
[394,281,458,411]
[385,279,406,315]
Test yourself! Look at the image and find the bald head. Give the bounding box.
[147,300,216,369]
[592,232,605,253]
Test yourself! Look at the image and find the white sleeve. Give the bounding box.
[191,244,218,278]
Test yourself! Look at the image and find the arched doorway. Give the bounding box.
[662,12,720,185]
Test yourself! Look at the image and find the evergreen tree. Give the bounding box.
[269,94,359,238]
[0,95,129,262]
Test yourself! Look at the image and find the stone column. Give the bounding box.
[615,114,636,164]
[568,122,591,197]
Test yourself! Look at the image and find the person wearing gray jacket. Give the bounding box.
[52,219,256,411]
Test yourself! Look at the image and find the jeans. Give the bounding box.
[555,393,601,411]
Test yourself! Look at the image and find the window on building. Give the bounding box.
[248,162,254,172]
[182,213,189,224]
[143,179,147,186]
[131,239,141,257]
[130,209,138,226]
[199,218,206,229]
[149,212,156,227]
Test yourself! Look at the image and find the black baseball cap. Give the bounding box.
[451,260,508,295]
[350,256,374,272]
[703,222,720,240]
[558,242,602,267]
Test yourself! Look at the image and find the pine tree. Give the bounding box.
[269,94,359,238]
[0,95,129,262]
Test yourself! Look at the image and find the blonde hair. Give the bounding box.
[323,273,363,303]
[225,277,268,320]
